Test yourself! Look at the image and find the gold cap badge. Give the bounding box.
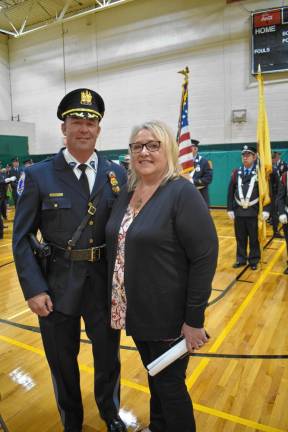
[80,90,92,106]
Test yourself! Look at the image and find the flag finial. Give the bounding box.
[178,66,189,76]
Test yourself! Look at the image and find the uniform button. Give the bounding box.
[54,203,58,208]
[89,220,94,226]
[89,239,94,244]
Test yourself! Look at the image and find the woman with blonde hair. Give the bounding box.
[106,120,218,432]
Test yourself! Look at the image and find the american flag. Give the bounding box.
[177,67,194,173]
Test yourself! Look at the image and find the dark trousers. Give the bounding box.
[11,187,18,206]
[0,197,7,219]
[39,279,121,431]
[234,216,260,265]
[134,340,195,432]
[271,197,279,234]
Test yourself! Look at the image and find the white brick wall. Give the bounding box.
[0,0,287,154]
[0,34,10,120]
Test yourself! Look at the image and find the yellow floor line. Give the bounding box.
[1,245,286,431]
[194,403,285,432]
[0,335,45,357]
[186,242,286,391]
[269,271,286,277]
[7,308,31,320]
[0,333,285,431]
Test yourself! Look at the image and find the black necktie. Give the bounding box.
[244,169,249,176]
[78,164,90,196]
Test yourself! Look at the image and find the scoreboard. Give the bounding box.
[251,7,288,74]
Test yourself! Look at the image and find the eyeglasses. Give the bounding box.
[129,140,161,154]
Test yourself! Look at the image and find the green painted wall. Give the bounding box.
[0,135,28,166]
[1,136,287,207]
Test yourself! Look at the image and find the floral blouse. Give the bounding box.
[111,205,137,329]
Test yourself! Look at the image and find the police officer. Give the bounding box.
[13,89,127,432]
[272,151,288,177]
[0,170,16,238]
[188,139,213,206]
[276,170,288,274]
[9,157,21,206]
[227,145,270,271]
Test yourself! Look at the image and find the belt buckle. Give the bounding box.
[89,247,100,262]
[88,202,96,215]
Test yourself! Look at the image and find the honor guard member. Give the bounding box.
[9,157,21,206]
[188,139,213,206]
[272,151,288,177]
[227,145,270,271]
[13,88,127,432]
[276,170,288,274]
[270,160,282,238]
[0,171,16,238]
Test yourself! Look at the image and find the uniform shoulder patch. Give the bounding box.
[17,171,25,196]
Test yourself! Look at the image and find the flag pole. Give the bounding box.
[256,64,272,263]
[177,66,194,174]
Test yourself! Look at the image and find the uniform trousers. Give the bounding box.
[134,339,195,432]
[11,186,18,207]
[271,196,279,234]
[39,275,121,431]
[234,216,260,265]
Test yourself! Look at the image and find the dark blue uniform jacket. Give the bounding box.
[13,149,126,316]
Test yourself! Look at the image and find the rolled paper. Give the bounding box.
[147,339,188,376]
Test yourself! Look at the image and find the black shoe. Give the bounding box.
[106,416,127,432]
[273,232,284,239]
[284,267,288,275]
[250,264,257,270]
[233,262,246,268]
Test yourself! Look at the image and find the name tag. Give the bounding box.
[49,193,64,197]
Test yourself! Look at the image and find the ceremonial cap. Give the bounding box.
[241,145,256,155]
[191,139,199,147]
[57,88,105,121]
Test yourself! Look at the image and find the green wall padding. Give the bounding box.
[0,135,28,166]
[1,136,287,207]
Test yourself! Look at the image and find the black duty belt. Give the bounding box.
[53,244,106,262]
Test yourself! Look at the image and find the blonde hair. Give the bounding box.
[128,120,180,191]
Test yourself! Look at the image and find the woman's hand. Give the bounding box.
[181,323,209,353]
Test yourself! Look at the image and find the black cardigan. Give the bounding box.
[106,177,218,340]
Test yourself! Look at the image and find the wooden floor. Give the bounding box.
[0,208,287,432]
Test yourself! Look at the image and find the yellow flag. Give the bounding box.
[256,65,272,248]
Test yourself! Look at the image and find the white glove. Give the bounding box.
[227,211,235,220]
[279,214,288,224]
[262,211,269,221]
[5,176,17,183]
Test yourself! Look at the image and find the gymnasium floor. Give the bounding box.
[0,208,287,432]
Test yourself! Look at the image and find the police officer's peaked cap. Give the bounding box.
[191,139,199,147]
[241,145,257,155]
[57,88,105,121]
